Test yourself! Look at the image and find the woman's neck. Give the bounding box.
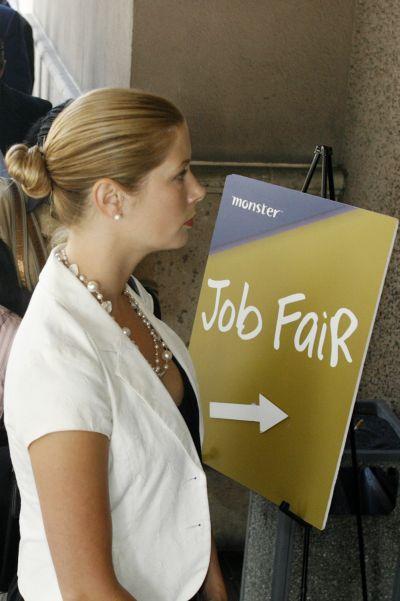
[64,230,146,307]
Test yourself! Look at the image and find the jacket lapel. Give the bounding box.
[40,247,203,468]
[127,281,205,444]
[152,318,205,446]
[115,335,201,467]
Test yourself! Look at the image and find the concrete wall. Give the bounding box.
[243,3,400,599]
[131,0,355,162]
[342,0,400,408]
[34,0,133,92]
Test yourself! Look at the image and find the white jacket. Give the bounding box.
[4,246,211,601]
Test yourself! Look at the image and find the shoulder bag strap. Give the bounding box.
[12,182,28,289]
[27,212,47,271]
[12,181,47,289]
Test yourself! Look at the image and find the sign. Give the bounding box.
[189,175,398,529]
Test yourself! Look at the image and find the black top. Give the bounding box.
[174,357,202,460]
[128,276,201,459]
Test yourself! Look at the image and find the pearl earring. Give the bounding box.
[114,213,122,221]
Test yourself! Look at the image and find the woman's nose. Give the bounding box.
[188,173,206,204]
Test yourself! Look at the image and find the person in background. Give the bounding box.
[0,4,33,94]
[4,87,227,601]
[0,303,20,418]
[0,38,52,156]
[0,150,7,177]
[0,238,22,596]
[0,240,21,422]
[0,101,70,318]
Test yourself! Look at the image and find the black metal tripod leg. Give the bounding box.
[350,416,369,601]
[300,525,311,601]
[391,549,400,600]
[321,148,328,198]
[302,147,321,194]
[271,511,296,601]
[326,152,336,200]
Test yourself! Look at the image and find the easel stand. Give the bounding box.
[274,145,368,601]
[301,144,336,200]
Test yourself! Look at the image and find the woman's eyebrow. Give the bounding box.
[179,159,190,167]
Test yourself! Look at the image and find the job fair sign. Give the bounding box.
[189,175,398,530]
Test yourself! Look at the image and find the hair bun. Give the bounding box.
[5,144,52,198]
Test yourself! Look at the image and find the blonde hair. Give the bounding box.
[5,88,184,227]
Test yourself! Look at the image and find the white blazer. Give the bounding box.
[4,246,211,601]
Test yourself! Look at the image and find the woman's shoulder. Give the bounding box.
[7,284,98,376]
[5,289,109,415]
[4,295,113,448]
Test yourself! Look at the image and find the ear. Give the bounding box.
[91,178,126,220]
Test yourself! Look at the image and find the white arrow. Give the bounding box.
[209,394,288,433]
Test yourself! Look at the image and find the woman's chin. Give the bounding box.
[172,227,190,249]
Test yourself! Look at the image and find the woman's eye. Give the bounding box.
[176,168,189,181]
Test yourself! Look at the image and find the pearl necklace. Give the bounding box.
[55,249,173,378]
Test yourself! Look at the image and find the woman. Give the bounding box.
[4,88,227,601]
[0,100,71,312]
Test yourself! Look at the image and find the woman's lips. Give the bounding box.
[184,217,194,227]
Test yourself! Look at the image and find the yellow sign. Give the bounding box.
[190,176,398,529]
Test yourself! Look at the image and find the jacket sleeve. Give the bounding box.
[4,340,113,448]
